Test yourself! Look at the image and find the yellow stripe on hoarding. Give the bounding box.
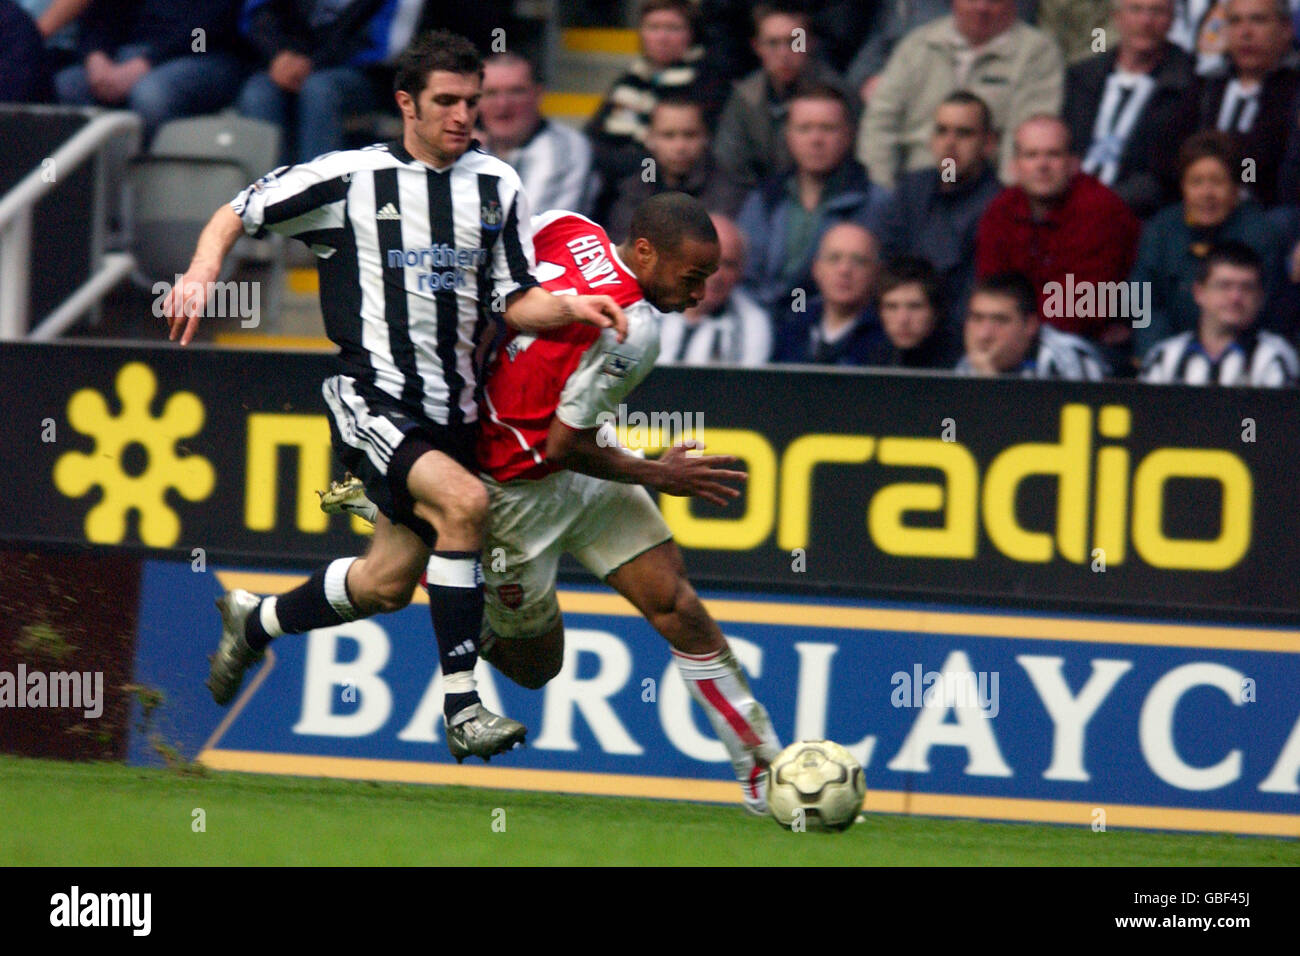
[214,571,1300,653]
[194,749,1300,837]
[561,28,639,54]
[540,92,603,118]
[213,334,333,351]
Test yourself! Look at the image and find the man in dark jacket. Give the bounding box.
[605,96,746,242]
[772,221,886,365]
[1064,0,1199,218]
[53,0,246,139]
[0,0,52,103]
[1196,0,1300,207]
[878,91,1002,327]
[737,83,890,312]
[869,256,962,369]
[238,0,422,164]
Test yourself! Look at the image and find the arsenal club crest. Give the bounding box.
[481,200,503,230]
[497,583,523,609]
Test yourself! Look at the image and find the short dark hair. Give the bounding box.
[1177,129,1239,182]
[650,92,706,124]
[939,90,993,135]
[971,272,1038,319]
[394,30,483,99]
[640,0,697,35]
[628,192,719,254]
[789,80,852,123]
[878,257,943,314]
[1197,241,1264,283]
[751,1,810,36]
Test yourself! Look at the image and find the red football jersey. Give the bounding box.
[478,210,661,482]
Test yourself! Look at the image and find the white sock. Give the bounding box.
[673,646,781,798]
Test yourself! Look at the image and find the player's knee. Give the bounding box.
[646,575,695,623]
[357,572,417,613]
[421,481,488,539]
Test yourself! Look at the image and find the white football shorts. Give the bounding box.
[481,468,672,640]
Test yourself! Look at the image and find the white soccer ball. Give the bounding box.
[768,740,866,832]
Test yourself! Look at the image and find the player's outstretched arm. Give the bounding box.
[503,287,629,342]
[163,205,244,346]
[545,422,745,507]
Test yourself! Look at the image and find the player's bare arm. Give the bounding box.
[162,204,244,346]
[503,286,629,342]
[545,420,745,507]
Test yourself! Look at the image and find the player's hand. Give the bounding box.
[655,440,746,507]
[569,294,628,343]
[162,267,217,346]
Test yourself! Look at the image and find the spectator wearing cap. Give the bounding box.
[657,214,773,366]
[858,0,1064,189]
[712,2,858,193]
[737,82,890,313]
[606,96,746,243]
[479,52,595,215]
[957,272,1111,379]
[1141,240,1298,384]
[1130,129,1285,355]
[772,222,886,366]
[54,0,246,140]
[869,256,963,368]
[975,116,1142,348]
[1064,0,1199,218]
[878,90,1002,328]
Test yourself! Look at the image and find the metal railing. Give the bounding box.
[0,110,141,340]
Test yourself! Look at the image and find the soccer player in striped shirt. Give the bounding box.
[162,31,628,762]
[956,272,1111,379]
[1141,242,1299,386]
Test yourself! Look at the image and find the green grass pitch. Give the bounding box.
[1,755,1295,866]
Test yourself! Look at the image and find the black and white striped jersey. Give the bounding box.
[955,325,1111,380]
[1140,330,1300,387]
[231,139,539,426]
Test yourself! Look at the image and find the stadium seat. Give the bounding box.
[133,116,286,330]
[125,156,248,285]
[149,115,282,185]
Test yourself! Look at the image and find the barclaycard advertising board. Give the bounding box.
[130,562,1300,836]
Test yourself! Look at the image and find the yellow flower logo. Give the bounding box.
[53,362,215,546]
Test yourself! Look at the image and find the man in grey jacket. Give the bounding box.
[712,2,858,193]
[857,0,1064,188]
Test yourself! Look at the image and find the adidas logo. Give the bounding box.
[447,639,476,658]
[376,202,401,221]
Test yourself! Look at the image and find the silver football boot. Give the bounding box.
[446,703,527,763]
[208,589,266,705]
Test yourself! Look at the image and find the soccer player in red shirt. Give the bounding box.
[328,193,783,812]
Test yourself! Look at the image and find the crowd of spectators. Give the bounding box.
[4,0,1300,388]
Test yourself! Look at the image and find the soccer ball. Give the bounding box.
[768,740,866,831]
